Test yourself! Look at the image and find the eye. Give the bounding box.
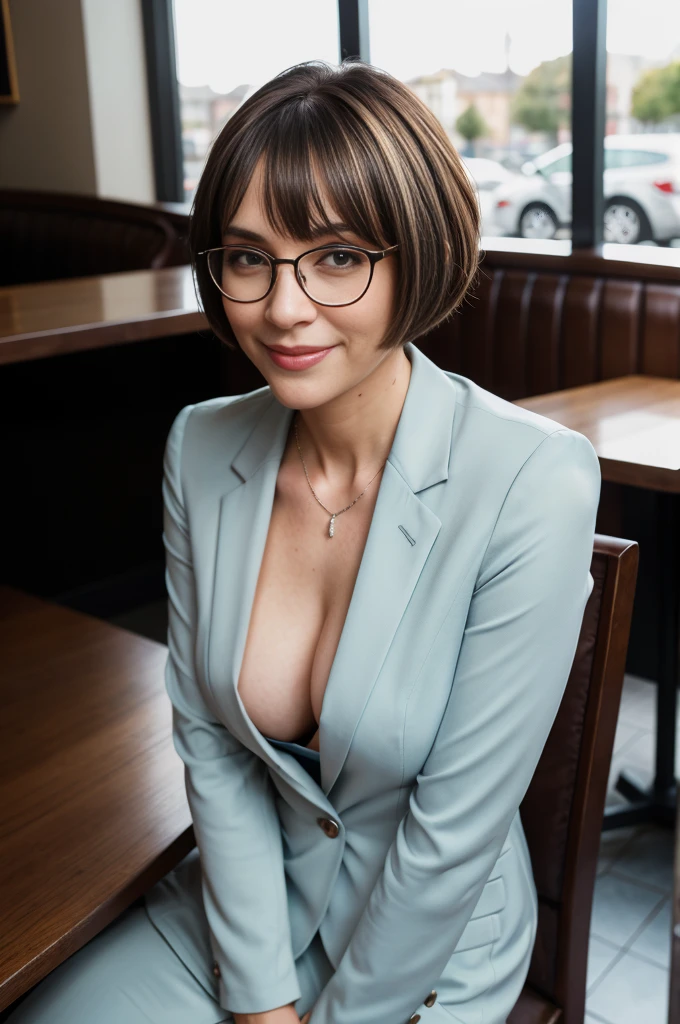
[316,248,363,270]
[225,248,268,268]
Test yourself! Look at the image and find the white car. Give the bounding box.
[461,157,515,236]
[492,134,680,245]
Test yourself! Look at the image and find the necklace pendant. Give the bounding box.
[329,513,336,538]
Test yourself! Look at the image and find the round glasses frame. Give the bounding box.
[197,241,400,307]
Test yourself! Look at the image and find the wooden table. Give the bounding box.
[0,586,194,1011]
[0,265,207,365]
[516,375,680,830]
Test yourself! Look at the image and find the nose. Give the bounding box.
[264,262,316,328]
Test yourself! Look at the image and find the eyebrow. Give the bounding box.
[223,222,353,244]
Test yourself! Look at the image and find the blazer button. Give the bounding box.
[424,990,437,1007]
[408,1015,421,1023]
[212,960,221,978]
[317,816,340,838]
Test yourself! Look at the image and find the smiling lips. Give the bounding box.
[264,343,335,370]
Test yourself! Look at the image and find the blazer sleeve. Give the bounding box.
[308,427,602,1024]
[162,404,302,1015]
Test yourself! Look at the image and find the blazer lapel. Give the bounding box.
[206,341,457,803]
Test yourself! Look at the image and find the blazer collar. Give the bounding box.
[206,341,457,810]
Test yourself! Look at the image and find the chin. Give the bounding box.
[265,375,339,412]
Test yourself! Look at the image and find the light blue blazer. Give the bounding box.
[145,340,601,1024]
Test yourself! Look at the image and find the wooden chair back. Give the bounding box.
[508,534,639,1024]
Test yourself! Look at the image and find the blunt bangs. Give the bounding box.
[189,60,482,352]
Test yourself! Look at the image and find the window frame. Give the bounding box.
[151,0,679,267]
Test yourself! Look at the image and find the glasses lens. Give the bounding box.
[207,247,272,301]
[298,247,371,305]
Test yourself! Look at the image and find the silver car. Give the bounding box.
[492,134,680,245]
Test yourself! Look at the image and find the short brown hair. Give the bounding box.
[189,59,481,351]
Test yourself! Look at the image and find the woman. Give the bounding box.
[7,60,600,1024]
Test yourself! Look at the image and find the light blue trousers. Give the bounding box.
[4,895,334,1024]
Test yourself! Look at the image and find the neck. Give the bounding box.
[292,346,412,492]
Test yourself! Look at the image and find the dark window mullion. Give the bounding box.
[572,0,608,248]
[337,0,370,62]
[141,0,184,203]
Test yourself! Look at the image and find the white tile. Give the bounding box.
[616,676,656,732]
[607,734,654,794]
[610,825,674,894]
[586,950,668,1024]
[613,719,645,756]
[590,873,665,947]
[587,936,622,992]
[629,900,672,969]
[596,824,642,876]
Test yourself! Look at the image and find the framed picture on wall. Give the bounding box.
[0,0,19,104]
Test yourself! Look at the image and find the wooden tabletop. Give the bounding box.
[515,374,680,493]
[0,587,194,1010]
[0,265,208,365]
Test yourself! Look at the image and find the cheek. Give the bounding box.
[343,280,395,341]
[221,299,260,335]
[219,299,264,346]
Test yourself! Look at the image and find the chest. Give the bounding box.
[236,461,381,751]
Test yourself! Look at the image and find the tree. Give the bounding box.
[511,54,571,146]
[631,61,680,124]
[456,104,489,156]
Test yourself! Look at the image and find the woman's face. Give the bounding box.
[219,158,402,412]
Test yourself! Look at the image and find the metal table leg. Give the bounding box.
[603,488,679,830]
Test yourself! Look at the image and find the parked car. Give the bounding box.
[492,134,680,245]
[461,157,515,236]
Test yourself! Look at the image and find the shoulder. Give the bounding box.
[163,385,274,490]
[442,367,600,492]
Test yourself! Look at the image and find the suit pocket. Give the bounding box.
[453,875,506,952]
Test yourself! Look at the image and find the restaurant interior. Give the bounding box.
[1,1,680,1022]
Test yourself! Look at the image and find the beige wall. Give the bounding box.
[0,0,155,202]
[0,0,97,194]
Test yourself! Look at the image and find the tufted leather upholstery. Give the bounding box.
[419,249,680,396]
[0,190,190,286]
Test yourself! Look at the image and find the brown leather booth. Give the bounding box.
[0,190,190,286]
[419,245,680,395]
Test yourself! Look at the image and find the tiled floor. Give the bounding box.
[110,603,675,1024]
[587,673,674,1024]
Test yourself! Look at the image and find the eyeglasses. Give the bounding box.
[197,241,400,307]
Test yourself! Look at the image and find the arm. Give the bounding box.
[309,427,601,1024]
[162,405,302,1015]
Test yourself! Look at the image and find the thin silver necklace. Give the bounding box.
[294,412,386,538]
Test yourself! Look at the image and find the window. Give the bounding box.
[537,151,573,174]
[605,0,680,246]
[368,0,573,243]
[171,0,340,202]
[148,0,679,264]
[605,148,670,169]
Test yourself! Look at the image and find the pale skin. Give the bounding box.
[221,156,411,1024]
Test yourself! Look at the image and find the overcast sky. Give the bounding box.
[173,0,680,95]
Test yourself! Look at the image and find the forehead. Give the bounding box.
[227,157,342,239]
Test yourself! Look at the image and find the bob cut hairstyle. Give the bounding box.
[189,59,482,352]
